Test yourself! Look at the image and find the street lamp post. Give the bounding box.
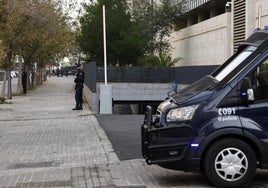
[99,5,112,114]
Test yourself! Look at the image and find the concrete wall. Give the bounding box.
[255,0,268,29]
[83,84,99,112]
[106,83,174,101]
[170,13,232,66]
[246,0,268,37]
[170,0,268,67]
[84,83,188,113]
[246,0,256,37]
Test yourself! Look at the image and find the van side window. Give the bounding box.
[251,58,268,101]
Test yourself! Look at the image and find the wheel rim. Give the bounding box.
[214,147,248,182]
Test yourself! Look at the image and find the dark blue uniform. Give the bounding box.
[22,70,27,94]
[73,67,85,110]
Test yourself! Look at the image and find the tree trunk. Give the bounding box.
[16,61,23,93]
[1,71,7,98]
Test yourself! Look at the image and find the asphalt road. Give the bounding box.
[96,114,144,160]
[96,114,268,188]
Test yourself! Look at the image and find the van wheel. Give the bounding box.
[204,138,256,188]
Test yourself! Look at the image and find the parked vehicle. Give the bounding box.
[141,28,268,187]
[62,65,77,75]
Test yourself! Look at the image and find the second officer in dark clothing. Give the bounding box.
[72,64,85,110]
[22,69,27,94]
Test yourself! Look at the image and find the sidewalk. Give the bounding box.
[0,76,119,187]
[0,76,216,188]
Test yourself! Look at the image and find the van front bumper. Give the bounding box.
[141,106,196,168]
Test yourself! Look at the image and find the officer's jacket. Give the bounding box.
[74,70,85,87]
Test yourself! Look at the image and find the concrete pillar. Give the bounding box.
[100,85,113,114]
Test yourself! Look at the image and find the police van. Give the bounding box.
[141,28,268,187]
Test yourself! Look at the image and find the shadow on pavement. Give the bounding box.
[96,114,144,161]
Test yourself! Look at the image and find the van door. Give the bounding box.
[239,54,268,135]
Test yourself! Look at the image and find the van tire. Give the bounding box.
[204,138,256,188]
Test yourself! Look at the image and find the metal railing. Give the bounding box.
[97,66,175,83]
[83,62,218,93]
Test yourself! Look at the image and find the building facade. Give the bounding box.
[170,0,268,66]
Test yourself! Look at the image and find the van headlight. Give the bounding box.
[166,105,199,122]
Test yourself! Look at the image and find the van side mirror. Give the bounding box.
[219,77,255,107]
[247,88,255,102]
[241,77,255,104]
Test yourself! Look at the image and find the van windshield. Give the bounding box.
[214,46,257,81]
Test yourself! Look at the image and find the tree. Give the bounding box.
[77,0,146,66]
[0,40,7,97]
[0,0,74,94]
[131,0,185,66]
[77,0,184,67]
[0,0,24,96]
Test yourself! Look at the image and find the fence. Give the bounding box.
[97,66,175,83]
[83,62,218,93]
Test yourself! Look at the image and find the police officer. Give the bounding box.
[22,68,27,94]
[72,64,85,110]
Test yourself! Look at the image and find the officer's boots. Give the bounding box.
[78,103,83,110]
[72,103,83,110]
[72,105,78,110]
